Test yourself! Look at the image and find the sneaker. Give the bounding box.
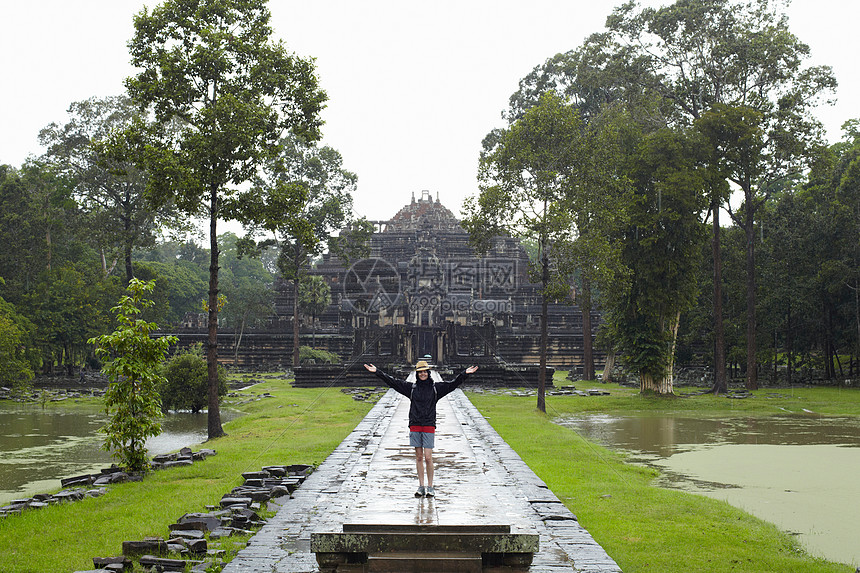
[415,486,425,497]
[425,486,435,497]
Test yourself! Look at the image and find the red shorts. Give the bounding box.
[409,425,436,433]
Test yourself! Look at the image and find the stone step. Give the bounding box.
[312,524,538,572]
[312,530,537,554]
[342,524,510,534]
[367,551,482,573]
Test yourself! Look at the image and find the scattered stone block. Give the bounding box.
[162,460,194,469]
[186,538,208,555]
[209,528,235,539]
[219,496,252,508]
[166,542,186,554]
[61,474,94,487]
[122,538,167,557]
[138,555,199,571]
[171,529,205,541]
[93,555,131,570]
[287,464,313,476]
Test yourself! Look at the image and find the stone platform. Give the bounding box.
[221,389,622,573]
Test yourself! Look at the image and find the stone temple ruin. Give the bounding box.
[285,190,600,386]
[170,191,601,385]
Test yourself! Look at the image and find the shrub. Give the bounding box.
[89,279,176,472]
[159,343,227,413]
[299,346,340,364]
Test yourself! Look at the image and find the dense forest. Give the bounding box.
[1,0,858,395]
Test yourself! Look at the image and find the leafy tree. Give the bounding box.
[239,135,358,367]
[133,260,209,325]
[499,35,655,385]
[800,120,860,378]
[0,165,42,302]
[602,126,709,394]
[299,274,331,347]
[124,0,326,438]
[607,0,837,390]
[89,279,176,472]
[39,95,187,284]
[220,233,275,364]
[464,92,617,410]
[159,343,227,413]
[0,292,37,394]
[23,264,118,374]
[757,188,818,383]
[18,160,79,274]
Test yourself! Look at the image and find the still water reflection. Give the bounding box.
[0,404,238,506]
[556,414,860,566]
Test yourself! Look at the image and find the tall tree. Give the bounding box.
[39,95,186,284]
[0,291,36,394]
[220,233,275,365]
[124,0,325,438]
[500,35,657,385]
[298,274,331,348]
[602,126,709,394]
[607,0,836,390]
[803,120,860,377]
[239,135,357,367]
[464,92,619,410]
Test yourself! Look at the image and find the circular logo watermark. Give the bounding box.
[342,258,403,315]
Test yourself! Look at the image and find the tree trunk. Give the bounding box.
[580,278,594,381]
[537,250,548,413]
[826,306,836,380]
[207,187,225,439]
[744,203,758,390]
[602,347,615,384]
[711,207,728,394]
[46,226,52,271]
[786,304,793,385]
[639,310,679,396]
[124,243,134,286]
[292,277,300,367]
[234,312,247,366]
[855,279,860,370]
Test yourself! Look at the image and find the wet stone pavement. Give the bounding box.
[222,389,622,572]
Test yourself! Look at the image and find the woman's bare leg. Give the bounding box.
[415,447,425,486]
[424,448,434,487]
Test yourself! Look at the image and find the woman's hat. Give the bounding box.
[415,360,431,372]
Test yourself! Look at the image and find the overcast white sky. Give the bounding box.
[1,1,857,225]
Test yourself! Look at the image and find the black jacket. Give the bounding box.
[374,369,470,427]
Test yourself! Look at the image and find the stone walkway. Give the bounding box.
[222,389,622,572]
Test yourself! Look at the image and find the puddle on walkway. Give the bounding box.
[556,413,860,567]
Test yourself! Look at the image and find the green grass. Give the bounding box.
[0,380,375,573]
[466,382,860,573]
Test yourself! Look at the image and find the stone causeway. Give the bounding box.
[221,388,622,572]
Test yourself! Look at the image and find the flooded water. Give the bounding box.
[0,404,238,506]
[556,413,860,567]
